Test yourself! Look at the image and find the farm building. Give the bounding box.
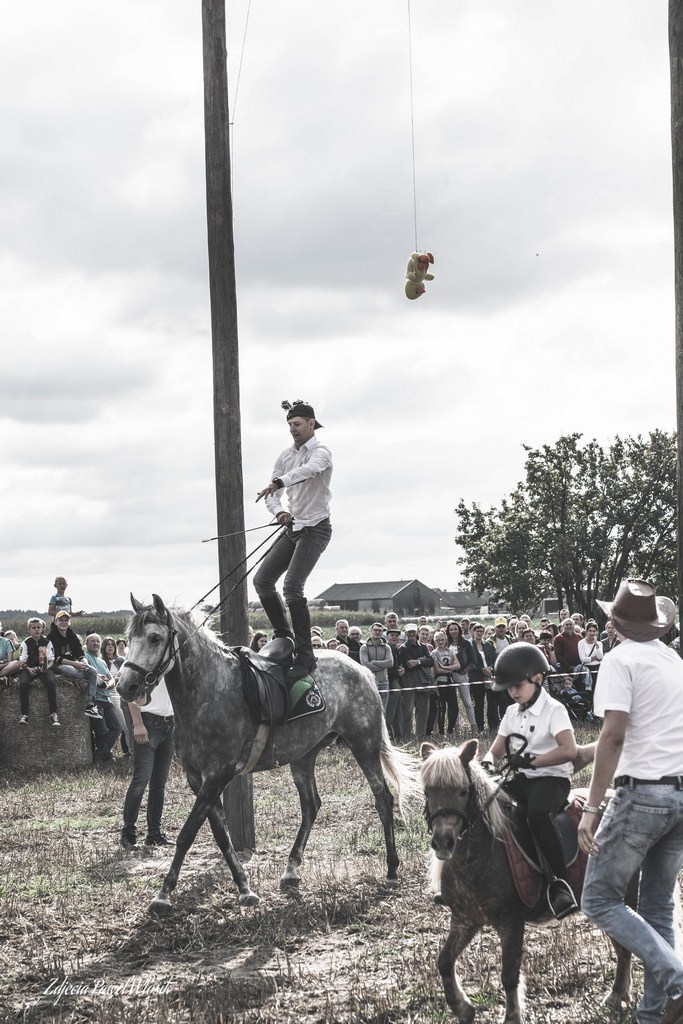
[315,580,443,616]
[435,589,494,614]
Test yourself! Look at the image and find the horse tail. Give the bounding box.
[379,718,421,819]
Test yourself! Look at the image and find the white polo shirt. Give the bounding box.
[498,686,573,779]
[594,638,683,779]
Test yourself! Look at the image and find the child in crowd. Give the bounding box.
[48,576,73,620]
[47,610,101,719]
[18,618,60,726]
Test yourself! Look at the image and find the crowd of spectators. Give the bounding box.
[0,576,131,761]
[252,608,678,742]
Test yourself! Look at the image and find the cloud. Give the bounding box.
[0,0,676,615]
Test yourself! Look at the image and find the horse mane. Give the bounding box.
[420,745,509,841]
[127,603,235,664]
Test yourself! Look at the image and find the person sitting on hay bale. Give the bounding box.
[0,624,22,680]
[17,618,60,726]
[47,610,101,720]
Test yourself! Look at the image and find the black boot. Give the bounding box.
[287,599,317,680]
[258,593,293,641]
[547,877,579,919]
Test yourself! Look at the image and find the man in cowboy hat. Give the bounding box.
[254,400,332,680]
[578,579,683,1024]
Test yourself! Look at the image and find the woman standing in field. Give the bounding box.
[102,636,130,756]
[445,620,478,732]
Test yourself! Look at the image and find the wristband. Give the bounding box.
[582,804,603,816]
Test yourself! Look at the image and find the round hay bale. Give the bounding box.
[0,674,93,772]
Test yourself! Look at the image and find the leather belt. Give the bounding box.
[615,775,683,789]
[141,711,175,722]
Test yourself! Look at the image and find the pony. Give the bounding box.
[117,594,417,914]
[419,739,633,1024]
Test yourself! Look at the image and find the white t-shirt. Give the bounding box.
[594,639,683,778]
[143,678,174,717]
[497,686,574,779]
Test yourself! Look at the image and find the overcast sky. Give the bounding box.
[1,1,675,617]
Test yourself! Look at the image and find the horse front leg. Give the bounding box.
[149,778,224,915]
[438,915,480,1023]
[281,755,322,889]
[206,803,259,907]
[497,919,526,1024]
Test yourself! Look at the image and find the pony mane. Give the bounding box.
[420,745,508,841]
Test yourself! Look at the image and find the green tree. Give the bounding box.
[454,431,677,618]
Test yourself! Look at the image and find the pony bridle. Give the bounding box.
[123,611,179,698]
[424,769,477,838]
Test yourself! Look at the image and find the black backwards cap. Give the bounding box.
[281,399,323,429]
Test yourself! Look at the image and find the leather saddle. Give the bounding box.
[503,794,588,911]
[235,637,294,728]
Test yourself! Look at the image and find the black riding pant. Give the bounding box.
[504,774,571,880]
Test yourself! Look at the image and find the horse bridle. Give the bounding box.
[424,764,478,838]
[123,609,179,697]
[423,734,530,840]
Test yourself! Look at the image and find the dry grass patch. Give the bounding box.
[0,722,646,1023]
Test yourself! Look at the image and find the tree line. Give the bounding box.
[454,430,676,619]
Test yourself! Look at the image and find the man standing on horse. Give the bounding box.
[579,579,683,1024]
[254,400,332,681]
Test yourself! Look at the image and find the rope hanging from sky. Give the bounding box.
[228,0,253,174]
[407,0,418,252]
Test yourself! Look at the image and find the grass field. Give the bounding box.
[0,722,648,1024]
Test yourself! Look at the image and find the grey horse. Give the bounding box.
[117,594,417,914]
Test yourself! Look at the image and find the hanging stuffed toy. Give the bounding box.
[405,251,435,300]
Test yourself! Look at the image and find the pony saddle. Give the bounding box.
[236,638,325,727]
[504,795,588,911]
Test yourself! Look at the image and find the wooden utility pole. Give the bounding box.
[202,0,255,847]
[671,3,683,627]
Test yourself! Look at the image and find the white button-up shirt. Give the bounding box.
[265,436,332,531]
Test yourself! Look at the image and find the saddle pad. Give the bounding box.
[503,797,589,910]
[287,675,326,721]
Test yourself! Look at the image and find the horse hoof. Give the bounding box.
[149,894,173,916]
[602,991,629,1011]
[280,874,300,890]
[384,876,400,888]
[239,891,260,907]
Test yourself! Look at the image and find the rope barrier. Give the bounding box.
[368,668,598,696]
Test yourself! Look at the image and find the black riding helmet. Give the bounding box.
[492,642,550,691]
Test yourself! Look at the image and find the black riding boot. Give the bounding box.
[259,593,294,641]
[287,599,317,680]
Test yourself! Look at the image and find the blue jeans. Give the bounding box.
[122,713,175,838]
[91,701,122,759]
[55,663,98,703]
[253,519,332,604]
[582,783,683,1024]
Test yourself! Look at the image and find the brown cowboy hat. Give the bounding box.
[596,579,676,642]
